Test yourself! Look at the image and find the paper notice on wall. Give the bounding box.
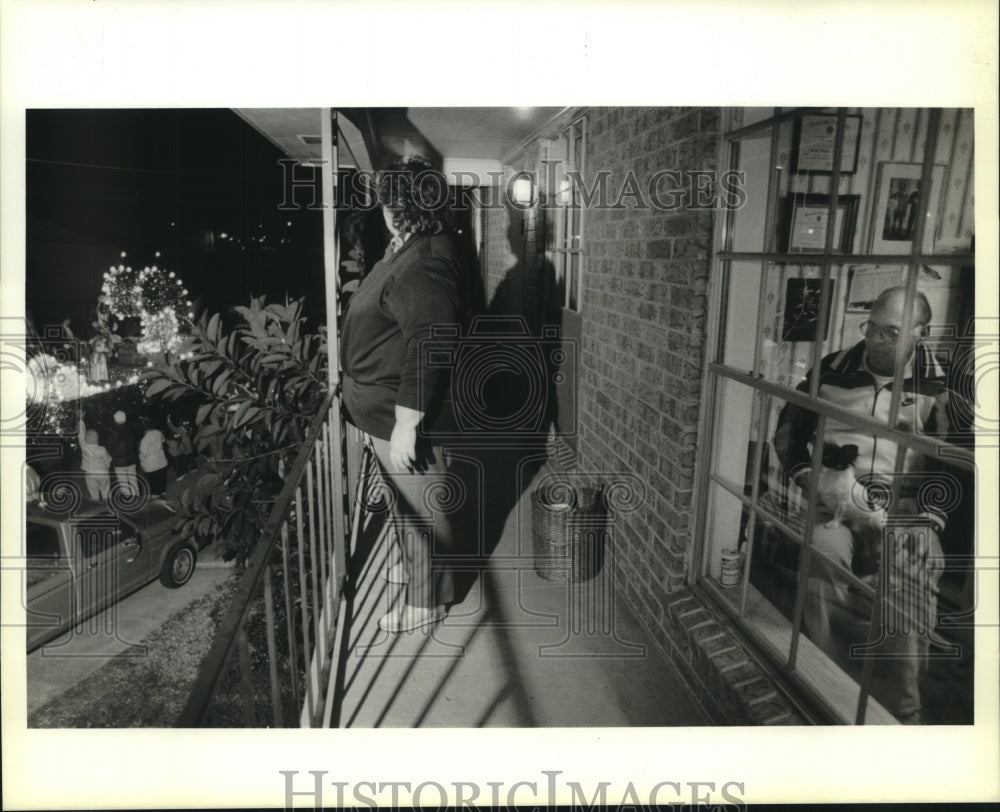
[846,265,904,311]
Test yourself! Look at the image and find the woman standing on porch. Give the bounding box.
[340,155,465,633]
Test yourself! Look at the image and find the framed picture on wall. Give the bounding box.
[846,264,905,312]
[792,113,863,174]
[781,277,835,342]
[784,194,860,253]
[868,162,946,254]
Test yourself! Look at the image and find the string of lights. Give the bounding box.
[100,251,193,356]
[210,219,296,250]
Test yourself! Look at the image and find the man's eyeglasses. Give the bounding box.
[860,321,918,341]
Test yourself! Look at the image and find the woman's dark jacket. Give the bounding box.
[340,232,462,442]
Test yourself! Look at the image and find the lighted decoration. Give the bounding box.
[100,261,191,356]
[27,353,140,433]
[137,307,183,355]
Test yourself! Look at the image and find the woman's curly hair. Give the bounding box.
[376,155,455,237]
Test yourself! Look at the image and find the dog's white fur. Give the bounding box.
[815,464,887,530]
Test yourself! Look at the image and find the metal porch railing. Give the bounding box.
[178,390,367,727]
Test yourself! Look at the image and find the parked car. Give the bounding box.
[25,498,197,651]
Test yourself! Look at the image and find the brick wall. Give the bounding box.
[577,107,718,613]
[476,107,817,724]
[479,108,781,717]
[578,111,719,660]
[482,106,719,586]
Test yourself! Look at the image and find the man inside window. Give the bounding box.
[773,286,959,724]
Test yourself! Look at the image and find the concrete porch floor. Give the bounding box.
[331,452,711,728]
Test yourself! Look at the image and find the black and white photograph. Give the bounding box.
[2,2,998,810]
[870,161,947,253]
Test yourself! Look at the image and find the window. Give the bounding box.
[696,108,976,725]
[75,515,126,560]
[545,116,587,312]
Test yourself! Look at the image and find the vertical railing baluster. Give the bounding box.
[306,459,324,666]
[238,625,255,727]
[315,436,329,640]
[346,439,372,588]
[180,389,354,728]
[280,520,301,715]
[322,420,336,619]
[295,485,315,724]
[263,566,283,727]
[305,457,323,726]
[330,401,348,587]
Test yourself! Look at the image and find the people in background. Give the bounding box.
[167,413,195,479]
[88,335,110,383]
[340,155,466,634]
[106,410,139,498]
[78,417,112,501]
[773,287,957,724]
[139,417,169,498]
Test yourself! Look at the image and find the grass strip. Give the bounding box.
[29,574,238,728]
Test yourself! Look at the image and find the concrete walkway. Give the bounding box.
[26,564,233,715]
[333,453,710,728]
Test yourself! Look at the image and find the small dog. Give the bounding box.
[814,443,887,531]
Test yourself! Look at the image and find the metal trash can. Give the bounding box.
[531,484,607,582]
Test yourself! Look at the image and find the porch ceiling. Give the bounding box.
[234,106,565,173]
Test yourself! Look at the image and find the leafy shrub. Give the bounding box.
[144,297,328,565]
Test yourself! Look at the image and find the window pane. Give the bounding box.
[76,516,122,559]
[929,109,974,254]
[757,262,843,387]
[706,481,801,671]
[702,480,752,592]
[719,260,762,370]
[727,123,787,253]
[704,376,767,588]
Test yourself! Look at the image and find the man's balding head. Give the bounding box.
[865,287,931,375]
[864,287,932,376]
[871,287,932,327]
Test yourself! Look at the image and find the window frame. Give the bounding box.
[544,115,587,313]
[692,107,976,725]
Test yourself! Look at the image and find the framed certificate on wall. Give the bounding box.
[792,114,863,174]
[784,194,860,253]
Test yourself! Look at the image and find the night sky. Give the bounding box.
[25,109,327,337]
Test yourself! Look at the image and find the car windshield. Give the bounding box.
[142,502,177,525]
